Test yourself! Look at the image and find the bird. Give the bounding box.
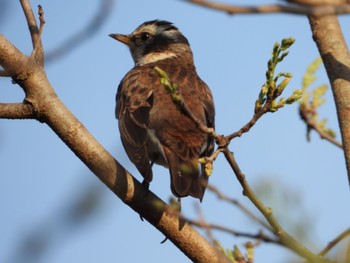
[109,20,215,201]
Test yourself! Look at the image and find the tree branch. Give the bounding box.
[0,35,31,77]
[299,105,343,149]
[19,0,39,48]
[184,0,350,16]
[187,217,278,244]
[0,103,36,119]
[207,184,272,231]
[319,228,350,256]
[308,12,350,185]
[222,148,331,262]
[19,0,44,64]
[31,5,45,60]
[226,102,271,141]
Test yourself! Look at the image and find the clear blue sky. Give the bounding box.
[1,1,349,262]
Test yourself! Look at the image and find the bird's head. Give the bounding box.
[109,20,193,66]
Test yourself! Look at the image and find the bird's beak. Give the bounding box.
[109,33,131,46]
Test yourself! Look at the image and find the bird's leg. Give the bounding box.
[139,161,154,221]
[141,179,150,192]
[141,159,155,195]
[138,180,150,222]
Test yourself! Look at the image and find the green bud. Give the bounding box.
[259,84,268,98]
[255,99,263,113]
[286,89,303,104]
[267,81,276,99]
[278,51,289,62]
[293,89,303,98]
[269,100,278,112]
[205,162,213,177]
[318,118,327,129]
[272,42,280,56]
[275,77,291,96]
[324,128,337,138]
[154,66,167,78]
[233,245,243,259]
[281,37,295,51]
[245,242,254,261]
[278,97,286,108]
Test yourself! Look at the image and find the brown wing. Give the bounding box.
[116,67,154,183]
[147,59,215,200]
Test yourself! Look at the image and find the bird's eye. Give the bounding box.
[140,32,150,41]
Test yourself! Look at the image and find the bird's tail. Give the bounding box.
[165,148,208,201]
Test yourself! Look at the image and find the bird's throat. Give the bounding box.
[137,51,177,66]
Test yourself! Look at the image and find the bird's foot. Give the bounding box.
[141,180,150,196]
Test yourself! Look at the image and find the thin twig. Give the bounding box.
[187,218,278,244]
[222,148,330,262]
[226,102,271,141]
[19,0,39,48]
[299,106,343,149]
[193,202,216,243]
[185,0,350,16]
[31,5,45,59]
[207,184,272,231]
[319,228,350,256]
[166,202,278,244]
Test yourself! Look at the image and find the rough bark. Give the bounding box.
[308,13,350,185]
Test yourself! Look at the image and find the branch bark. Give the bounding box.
[0,103,36,119]
[308,11,350,185]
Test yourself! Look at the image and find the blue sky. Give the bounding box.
[1,1,349,262]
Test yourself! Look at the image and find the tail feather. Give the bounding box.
[164,147,208,200]
[189,164,208,202]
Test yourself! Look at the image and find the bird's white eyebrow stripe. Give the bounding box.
[137,52,177,66]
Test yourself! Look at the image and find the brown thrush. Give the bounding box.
[110,20,215,201]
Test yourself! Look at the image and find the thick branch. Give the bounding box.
[308,15,350,185]
[185,0,350,16]
[0,35,31,77]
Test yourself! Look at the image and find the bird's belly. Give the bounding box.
[146,129,168,167]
